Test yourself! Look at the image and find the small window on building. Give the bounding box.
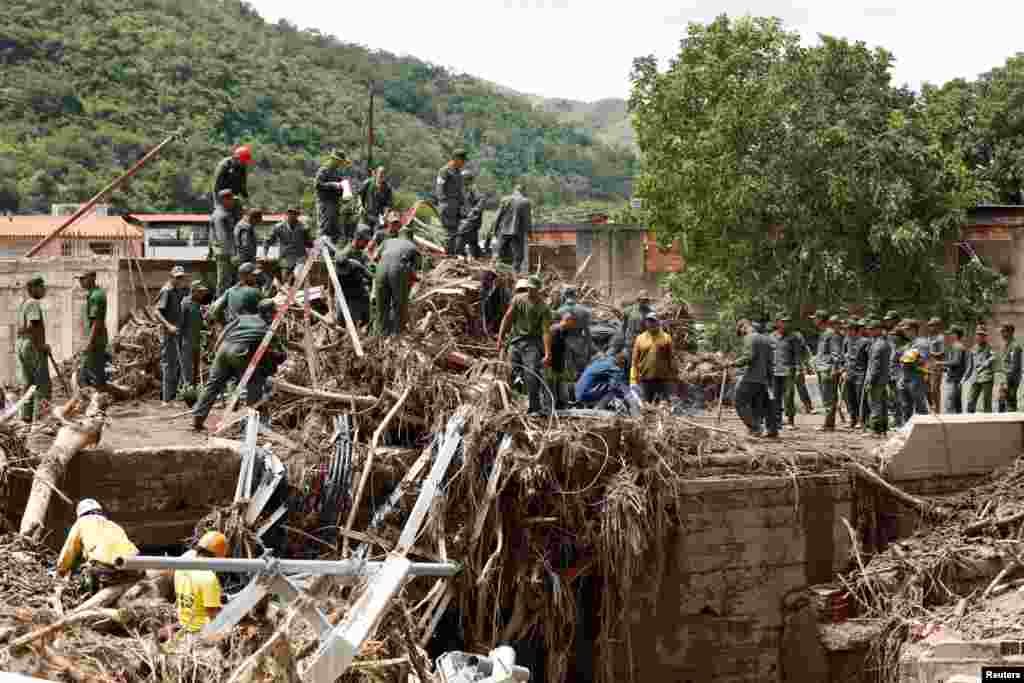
[89,241,113,256]
[61,241,73,257]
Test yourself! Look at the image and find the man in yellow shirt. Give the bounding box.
[57,499,141,592]
[174,530,228,633]
[630,313,677,404]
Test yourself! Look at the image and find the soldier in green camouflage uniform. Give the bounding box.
[498,276,554,415]
[966,326,995,413]
[324,226,374,327]
[769,314,797,428]
[373,226,422,336]
[75,271,121,397]
[864,320,891,436]
[998,322,1022,412]
[813,312,843,431]
[192,292,286,431]
[210,189,239,297]
[15,276,51,422]
[435,150,467,256]
[314,150,354,245]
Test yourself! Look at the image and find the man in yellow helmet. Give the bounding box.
[174,530,228,633]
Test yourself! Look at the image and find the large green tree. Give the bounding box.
[629,15,995,320]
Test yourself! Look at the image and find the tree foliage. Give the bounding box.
[0,0,635,214]
[630,15,997,319]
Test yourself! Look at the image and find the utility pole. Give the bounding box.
[366,79,375,175]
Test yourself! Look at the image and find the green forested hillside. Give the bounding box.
[0,0,636,215]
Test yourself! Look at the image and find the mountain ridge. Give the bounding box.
[0,0,636,214]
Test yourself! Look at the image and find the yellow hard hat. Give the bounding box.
[196,530,228,558]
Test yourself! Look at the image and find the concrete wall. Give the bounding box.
[624,474,853,683]
[3,446,240,548]
[0,257,122,386]
[586,227,664,304]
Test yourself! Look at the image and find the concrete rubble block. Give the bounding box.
[879,414,1024,482]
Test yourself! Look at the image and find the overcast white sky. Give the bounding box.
[248,0,1024,102]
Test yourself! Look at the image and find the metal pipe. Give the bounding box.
[116,555,460,578]
[25,132,178,257]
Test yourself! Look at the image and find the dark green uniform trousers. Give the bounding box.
[967,381,993,413]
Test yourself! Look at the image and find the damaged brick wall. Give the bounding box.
[622,473,853,683]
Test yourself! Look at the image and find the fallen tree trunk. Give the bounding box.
[268,379,379,408]
[19,391,108,541]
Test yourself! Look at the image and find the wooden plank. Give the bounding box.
[320,244,365,358]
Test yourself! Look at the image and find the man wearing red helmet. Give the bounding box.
[211,145,253,222]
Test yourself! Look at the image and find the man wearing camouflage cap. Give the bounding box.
[498,275,554,414]
[769,313,798,428]
[813,311,842,431]
[864,320,891,436]
[492,184,533,273]
[966,325,995,413]
[998,322,1022,412]
[314,150,354,245]
[192,288,287,431]
[324,225,374,327]
[155,266,188,405]
[455,170,487,258]
[843,319,871,430]
[374,222,422,335]
[15,275,51,423]
[179,280,210,390]
[436,150,468,256]
[940,324,967,414]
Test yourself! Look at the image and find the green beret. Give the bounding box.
[26,275,44,287]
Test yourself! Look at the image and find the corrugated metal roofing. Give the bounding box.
[0,215,142,239]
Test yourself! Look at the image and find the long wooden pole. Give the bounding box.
[321,244,365,358]
[25,132,178,257]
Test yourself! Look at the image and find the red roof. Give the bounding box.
[128,213,290,223]
[0,215,142,240]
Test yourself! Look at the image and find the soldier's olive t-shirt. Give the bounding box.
[506,294,552,341]
[17,299,43,337]
[84,287,108,351]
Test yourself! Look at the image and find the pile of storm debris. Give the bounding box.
[807,456,1024,682]
[0,257,859,683]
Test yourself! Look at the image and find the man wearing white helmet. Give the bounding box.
[57,499,140,593]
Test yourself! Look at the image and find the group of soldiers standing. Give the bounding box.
[735,309,1024,438]
[14,270,128,426]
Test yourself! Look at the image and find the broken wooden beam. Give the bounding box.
[19,391,107,540]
